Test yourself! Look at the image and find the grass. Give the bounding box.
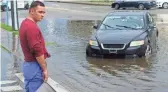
[13,31,19,35]
[0,45,10,53]
[45,42,56,46]
[0,23,19,35]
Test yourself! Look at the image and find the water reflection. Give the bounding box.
[87,57,151,76]
[11,34,22,76]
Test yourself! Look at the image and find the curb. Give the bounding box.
[46,1,112,6]
[15,73,70,92]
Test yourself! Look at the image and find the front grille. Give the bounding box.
[103,44,125,49]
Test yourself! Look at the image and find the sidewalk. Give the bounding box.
[1,47,23,92]
[46,0,112,6]
[1,29,69,92]
[1,29,24,92]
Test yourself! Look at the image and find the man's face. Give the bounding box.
[31,5,45,22]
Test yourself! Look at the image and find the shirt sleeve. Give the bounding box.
[26,26,44,57]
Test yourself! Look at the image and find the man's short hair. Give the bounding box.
[30,1,45,8]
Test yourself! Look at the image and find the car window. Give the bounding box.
[99,15,144,30]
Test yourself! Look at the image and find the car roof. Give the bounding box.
[107,11,148,16]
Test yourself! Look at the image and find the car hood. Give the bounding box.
[96,30,145,44]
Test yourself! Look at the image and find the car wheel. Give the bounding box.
[24,4,29,9]
[145,44,152,57]
[138,44,152,58]
[2,6,9,11]
[1,7,4,11]
[138,4,144,10]
[114,4,120,10]
[162,2,168,9]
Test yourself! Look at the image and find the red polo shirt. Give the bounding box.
[19,18,50,62]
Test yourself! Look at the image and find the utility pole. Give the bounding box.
[11,0,19,31]
[6,1,9,25]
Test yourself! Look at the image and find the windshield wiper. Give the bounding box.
[102,23,122,30]
[116,25,138,30]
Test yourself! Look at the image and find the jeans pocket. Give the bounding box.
[22,62,41,80]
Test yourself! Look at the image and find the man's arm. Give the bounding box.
[36,55,46,71]
[36,55,48,81]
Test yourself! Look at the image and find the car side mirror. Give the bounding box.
[93,25,98,29]
[149,24,156,28]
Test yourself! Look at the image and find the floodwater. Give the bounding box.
[1,15,168,92]
[38,16,168,92]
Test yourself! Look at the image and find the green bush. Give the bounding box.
[0,23,19,35]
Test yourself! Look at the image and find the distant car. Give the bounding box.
[1,1,31,11]
[156,0,168,9]
[86,11,158,57]
[111,0,156,10]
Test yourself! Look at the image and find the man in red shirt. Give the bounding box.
[19,1,50,91]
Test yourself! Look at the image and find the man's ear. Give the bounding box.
[29,8,35,14]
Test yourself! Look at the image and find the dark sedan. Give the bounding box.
[111,0,156,10]
[86,11,158,57]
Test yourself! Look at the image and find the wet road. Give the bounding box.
[38,18,168,92]
[1,2,168,92]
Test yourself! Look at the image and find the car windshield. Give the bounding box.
[99,15,144,30]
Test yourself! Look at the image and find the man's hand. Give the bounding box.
[43,69,48,82]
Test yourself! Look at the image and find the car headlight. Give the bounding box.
[89,40,98,46]
[130,40,144,47]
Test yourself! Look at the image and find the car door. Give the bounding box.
[125,0,135,7]
[117,0,128,7]
[129,0,139,8]
[122,0,132,7]
[146,13,157,48]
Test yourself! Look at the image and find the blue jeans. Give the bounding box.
[22,61,44,92]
